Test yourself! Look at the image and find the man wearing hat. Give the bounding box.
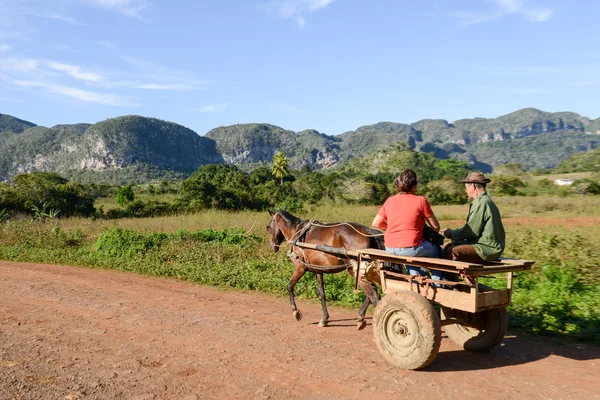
[442,172,505,263]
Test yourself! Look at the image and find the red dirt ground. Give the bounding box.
[1,261,599,400]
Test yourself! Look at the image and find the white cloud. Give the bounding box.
[13,79,137,106]
[198,104,228,113]
[451,0,553,27]
[58,44,80,52]
[36,12,87,26]
[46,61,103,82]
[0,57,40,72]
[262,0,334,27]
[85,0,151,19]
[0,44,9,51]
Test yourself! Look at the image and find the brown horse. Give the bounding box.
[267,209,384,329]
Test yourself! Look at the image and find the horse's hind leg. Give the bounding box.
[288,263,306,321]
[357,297,370,330]
[357,280,380,330]
[315,273,329,327]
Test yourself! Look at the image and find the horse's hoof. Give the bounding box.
[357,319,367,330]
[319,320,328,327]
[293,310,303,321]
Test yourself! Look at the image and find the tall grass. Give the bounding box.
[1,198,599,343]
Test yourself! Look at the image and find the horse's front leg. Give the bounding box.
[288,261,306,321]
[356,280,380,330]
[315,272,329,327]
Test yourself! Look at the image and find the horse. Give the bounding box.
[266,209,385,329]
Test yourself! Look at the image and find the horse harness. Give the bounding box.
[287,220,352,272]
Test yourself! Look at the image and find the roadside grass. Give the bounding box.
[1,198,599,344]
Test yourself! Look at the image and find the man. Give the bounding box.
[442,171,505,263]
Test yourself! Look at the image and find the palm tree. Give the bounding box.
[271,151,289,184]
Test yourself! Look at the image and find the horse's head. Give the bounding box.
[266,210,285,252]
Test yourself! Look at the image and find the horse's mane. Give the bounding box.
[276,209,304,225]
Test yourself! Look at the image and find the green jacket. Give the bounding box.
[451,191,505,261]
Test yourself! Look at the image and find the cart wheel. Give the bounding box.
[441,306,508,352]
[373,290,441,370]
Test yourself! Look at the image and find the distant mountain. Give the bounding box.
[1,108,599,183]
[552,146,600,173]
[205,123,341,170]
[0,113,36,134]
[0,115,223,182]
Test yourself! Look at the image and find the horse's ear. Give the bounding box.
[268,209,274,216]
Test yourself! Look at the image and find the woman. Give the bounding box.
[371,169,443,282]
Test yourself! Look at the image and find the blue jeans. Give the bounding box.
[385,240,444,284]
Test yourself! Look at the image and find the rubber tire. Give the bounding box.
[373,290,441,370]
[441,306,508,352]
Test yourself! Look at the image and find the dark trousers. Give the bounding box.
[443,243,486,264]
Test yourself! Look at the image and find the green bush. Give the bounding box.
[0,172,95,217]
[116,184,135,205]
[420,179,467,205]
[510,265,600,341]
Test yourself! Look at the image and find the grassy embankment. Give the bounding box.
[0,195,599,343]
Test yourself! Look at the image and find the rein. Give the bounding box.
[269,214,377,272]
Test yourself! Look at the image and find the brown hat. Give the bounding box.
[460,171,491,184]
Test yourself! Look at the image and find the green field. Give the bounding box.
[0,196,599,343]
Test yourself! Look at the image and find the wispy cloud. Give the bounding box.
[450,0,553,27]
[0,57,41,73]
[35,12,88,26]
[46,61,103,83]
[262,0,335,28]
[12,80,137,106]
[57,44,80,53]
[0,53,208,106]
[0,44,9,51]
[197,104,228,113]
[85,0,151,20]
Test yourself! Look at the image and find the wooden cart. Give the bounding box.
[295,242,534,370]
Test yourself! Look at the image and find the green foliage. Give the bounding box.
[571,179,600,195]
[180,164,261,210]
[488,175,526,196]
[116,184,135,205]
[94,226,260,259]
[510,266,600,341]
[0,208,9,222]
[0,172,95,217]
[552,147,600,173]
[505,230,600,285]
[32,202,61,221]
[420,179,467,205]
[62,163,188,185]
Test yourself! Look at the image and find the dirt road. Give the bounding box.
[1,261,599,400]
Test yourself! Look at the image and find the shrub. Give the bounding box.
[116,184,135,205]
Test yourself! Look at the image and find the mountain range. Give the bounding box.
[1,108,599,183]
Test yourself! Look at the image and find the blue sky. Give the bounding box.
[1,0,599,136]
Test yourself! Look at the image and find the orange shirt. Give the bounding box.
[377,193,434,248]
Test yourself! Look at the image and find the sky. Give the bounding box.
[1,0,599,136]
